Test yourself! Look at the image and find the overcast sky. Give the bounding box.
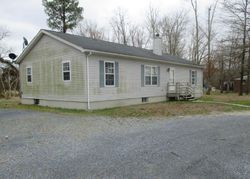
[0,0,215,55]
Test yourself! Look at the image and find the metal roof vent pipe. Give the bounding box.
[153,33,162,56]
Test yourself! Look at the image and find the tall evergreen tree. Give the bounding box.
[42,0,83,33]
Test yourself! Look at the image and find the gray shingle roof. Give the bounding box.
[44,29,199,67]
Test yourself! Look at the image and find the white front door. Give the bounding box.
[169,68,175,91]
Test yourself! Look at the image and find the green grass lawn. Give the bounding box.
[0,95,250,118]
[200,92,250,106]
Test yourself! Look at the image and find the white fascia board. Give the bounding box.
[16,30,44,64]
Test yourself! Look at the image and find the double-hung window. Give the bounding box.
[105,61,115,86]
[62,61,71,81]
[145,65,158,86]
[26,67,32,83]
[191,70,197,85]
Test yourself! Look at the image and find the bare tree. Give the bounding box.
[247,37,250,94]
[188,28,207,64]
[159,11,188,57]
[144,5,161,48]
[0,28,19,98]
[129,25,148,48]
[145,5,160,37]
[0,30,9,41]
[78,20,106,40]
[190,0,200,63]
[187,0,209,64]
[213,31,243,93]
[223,0,250,95]
[0,27,10,56]
[205,0,219,94]
[110,7,130,45]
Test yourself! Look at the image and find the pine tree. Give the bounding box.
[42,0,83,33]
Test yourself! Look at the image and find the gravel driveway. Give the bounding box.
[0,109,250,179]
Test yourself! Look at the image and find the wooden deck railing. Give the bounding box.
[167,82,194,100]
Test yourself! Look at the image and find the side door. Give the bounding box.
[169,67,175,91]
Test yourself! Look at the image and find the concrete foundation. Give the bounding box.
[21,96,167,110]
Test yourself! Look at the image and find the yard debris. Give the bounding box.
[170,151,182,158]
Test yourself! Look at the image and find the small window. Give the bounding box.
[34,99,39,105]
[105,61,115,86]
[191,70,197,85]
[142,97,149,103]
[26,67,32,83]
[62,61,71,81]
[145,65,158,86]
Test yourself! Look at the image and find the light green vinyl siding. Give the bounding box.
[20,35,86,102]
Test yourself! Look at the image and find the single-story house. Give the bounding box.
[16,29,203,110]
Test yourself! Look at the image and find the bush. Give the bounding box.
[0,90,19,99]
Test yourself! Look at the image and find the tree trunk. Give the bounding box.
[246,43,250,94]
[192,0,199,64]
[239,0,248,96]
[240,45,246,96]
[62,1,66,33]
[207,7,212,95]
[0,76,6,96]
[220,53,224,93]
[7,69,11,98]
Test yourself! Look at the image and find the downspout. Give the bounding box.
[84,51,92,110]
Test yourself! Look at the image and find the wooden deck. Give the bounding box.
[167,82,194,100]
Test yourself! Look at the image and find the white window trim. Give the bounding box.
[104,61,115,87]
[26,66,32,83]
[144,65,158,86]
[191,70,197,86]
[62,60,71,82]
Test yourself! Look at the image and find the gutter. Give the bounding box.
[82,49,204,69]
[84,51,92,110]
